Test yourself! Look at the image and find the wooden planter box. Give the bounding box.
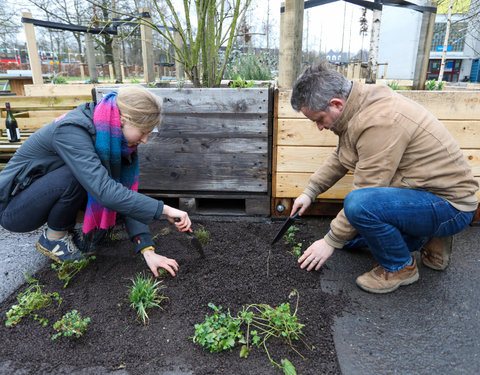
[96,87,273,216]
[273,89,480,217]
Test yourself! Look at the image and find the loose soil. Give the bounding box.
[0,218,349,374]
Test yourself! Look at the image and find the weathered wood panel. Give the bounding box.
[96,87,272,194]
[0,95,91,111]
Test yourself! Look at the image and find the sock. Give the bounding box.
[406,256,414,266]
[46,228,67,241]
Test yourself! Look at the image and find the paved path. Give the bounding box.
[1,219,479,374]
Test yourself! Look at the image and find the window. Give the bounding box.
[430,22,467,52]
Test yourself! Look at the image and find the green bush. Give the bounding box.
[224,50,276,81]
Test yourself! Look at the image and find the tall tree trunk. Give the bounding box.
[366,6,381,84]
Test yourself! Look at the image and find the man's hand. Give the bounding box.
[291,193,312,216]
[143,249,179,277]
[298,239,334,271]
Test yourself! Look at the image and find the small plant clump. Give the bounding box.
[290,243,303,259]
[283,225,299,245]
[128,272,168,324]
[194,226,211,245]
[51,256,96,288]
[5,276,62,327]
[192,291,308,373]
[229,75,254,88]
[192,303,243,353]
[426,79,444,91]
[51,310,91,340]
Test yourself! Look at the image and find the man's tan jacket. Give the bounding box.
[303,82,479,249]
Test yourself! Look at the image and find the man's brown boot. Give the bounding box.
[421,236,453,271]
[356,258,419,294]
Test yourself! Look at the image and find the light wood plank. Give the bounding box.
[276,89,480,120]
[0,95,90,111]
[0,117,58,129]
[276,146,480,175]
[275,173,353,199]
[275,173,480,200]
[277,119,338,146]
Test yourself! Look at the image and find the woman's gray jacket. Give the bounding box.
[0,102,163,252]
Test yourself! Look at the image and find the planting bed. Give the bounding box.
[0,218,349,374]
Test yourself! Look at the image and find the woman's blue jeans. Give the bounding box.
[342,187,475,273]
[0,165,86,233]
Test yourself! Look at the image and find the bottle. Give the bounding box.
[5,102,20,143]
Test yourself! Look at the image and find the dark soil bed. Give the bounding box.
[0,218,349,374]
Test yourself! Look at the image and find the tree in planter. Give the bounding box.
[147,0,253,87]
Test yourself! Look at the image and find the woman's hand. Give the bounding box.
[162,204,191,232]
[298,239,334,271]
[291,193,312,216]
[143,248,179,277]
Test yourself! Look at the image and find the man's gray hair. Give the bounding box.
[291,61,351,112]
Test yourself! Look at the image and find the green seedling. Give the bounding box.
[128,272,168,324]
[51,310,90,340]
[281,358,297,375]
[284,225,299,245]
[426,79,444,91]
[192,303,243,353]
[290,243,303,259]
[51,256,96,288]
[386,80,400,90]
[194,226,211,245]
[6,276,62,327]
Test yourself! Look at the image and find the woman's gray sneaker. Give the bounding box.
[36,230,86,262]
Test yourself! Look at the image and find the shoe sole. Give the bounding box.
[36,242,62,262]
[356,271,420,294]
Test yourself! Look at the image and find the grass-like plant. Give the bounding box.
[128,272,168,324]
[194,226,211,245]
[284,225,299,245]
[5,276,62,327]
[51,256,96,288]
[51,310,90,340]
[192,303,243,353]
[229,75,254,88]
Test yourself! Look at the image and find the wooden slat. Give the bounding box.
[277,119,337,146]
[276,146,480,175]
[276,89,480,121]
[275,173,353,199]
[0,95,91,111]
[0,117,59,129]
[275,173,480,200]
[0,144,21,152]
[96,87,270,115]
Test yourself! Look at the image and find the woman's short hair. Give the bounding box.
[116,86,163,131]
[291,61,351,112]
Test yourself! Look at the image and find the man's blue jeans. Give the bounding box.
[342,187,475,273]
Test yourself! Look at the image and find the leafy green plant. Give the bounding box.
[51,256,96,288]
[192,291,309,372]
[284,225,299,245]
[51,310,90,340]
[426,79,444,91]
[128,272,168,324]
[5,276,62,327]
[229,75,254,88]
[238,290,307,369]
[290,243,303,259]
[194,226,211,245]
[192,303,243,353]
